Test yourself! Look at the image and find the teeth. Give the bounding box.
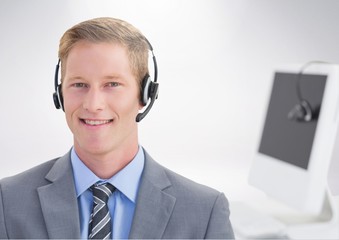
[84,119,111,126]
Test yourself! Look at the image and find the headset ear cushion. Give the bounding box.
[55,84,64,111]
[141,75,151,106]
[53,92,61,109]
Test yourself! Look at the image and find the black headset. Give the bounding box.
[287,99,314,122]
[53,38,159,122]
[287,61,327,122]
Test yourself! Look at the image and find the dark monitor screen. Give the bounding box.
[258,72,327,170]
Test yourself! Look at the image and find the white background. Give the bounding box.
[1,0,339,206]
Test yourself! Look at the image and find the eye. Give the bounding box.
[73,83,88,88]
[106,82,120,87]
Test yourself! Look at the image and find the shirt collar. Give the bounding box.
[71,146,144,203]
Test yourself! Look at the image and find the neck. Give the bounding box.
[74,143,139,179]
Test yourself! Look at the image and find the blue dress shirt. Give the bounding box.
[70,146,144,239]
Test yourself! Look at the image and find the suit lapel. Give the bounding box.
[129,151,176,239]
[37,152,81,239]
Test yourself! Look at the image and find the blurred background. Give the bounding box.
[1,0,339,206]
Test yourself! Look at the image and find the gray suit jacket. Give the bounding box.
[0,149,234,239]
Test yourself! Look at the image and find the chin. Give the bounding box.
[86,142,112,154]
[74,138,110,155]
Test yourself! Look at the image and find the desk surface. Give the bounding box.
[230,197,339,239]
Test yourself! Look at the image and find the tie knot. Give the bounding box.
[91,183,116,203]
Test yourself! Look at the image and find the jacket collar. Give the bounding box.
[37,151,81,239]
[129,149,176,239]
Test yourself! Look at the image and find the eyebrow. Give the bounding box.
[65,75,122,82]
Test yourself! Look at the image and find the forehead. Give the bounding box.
[65,41,131,74]
[68,40,128,62]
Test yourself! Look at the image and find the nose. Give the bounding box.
[83,87,105,112]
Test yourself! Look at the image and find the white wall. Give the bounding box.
[1,0,339,204]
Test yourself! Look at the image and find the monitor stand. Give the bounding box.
[285,189,338,239]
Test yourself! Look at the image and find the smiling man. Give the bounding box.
[63,41,141,180]
[0,17,234,239]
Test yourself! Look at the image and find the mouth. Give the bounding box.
[80,119,113,126]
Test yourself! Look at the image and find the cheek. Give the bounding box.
[63,90,81,110]
[111,89,141,113]
[114,98,140,117]
[64,109,75,136]
[64,104,77,126]
[62,92,81,126]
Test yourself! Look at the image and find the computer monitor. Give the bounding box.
[249,63,339,216]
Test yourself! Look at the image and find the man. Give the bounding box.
[0,17,234,239]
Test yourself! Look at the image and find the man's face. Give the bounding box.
[62,41,142,157]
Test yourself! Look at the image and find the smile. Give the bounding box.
[81,119,113,126]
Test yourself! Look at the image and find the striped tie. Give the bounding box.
[88,183,116,239]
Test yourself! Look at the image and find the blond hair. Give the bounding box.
[58,17,149,86]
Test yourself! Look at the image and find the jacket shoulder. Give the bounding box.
[0,158,59,190]
[163,165,224,203]
[143,150,224,203]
